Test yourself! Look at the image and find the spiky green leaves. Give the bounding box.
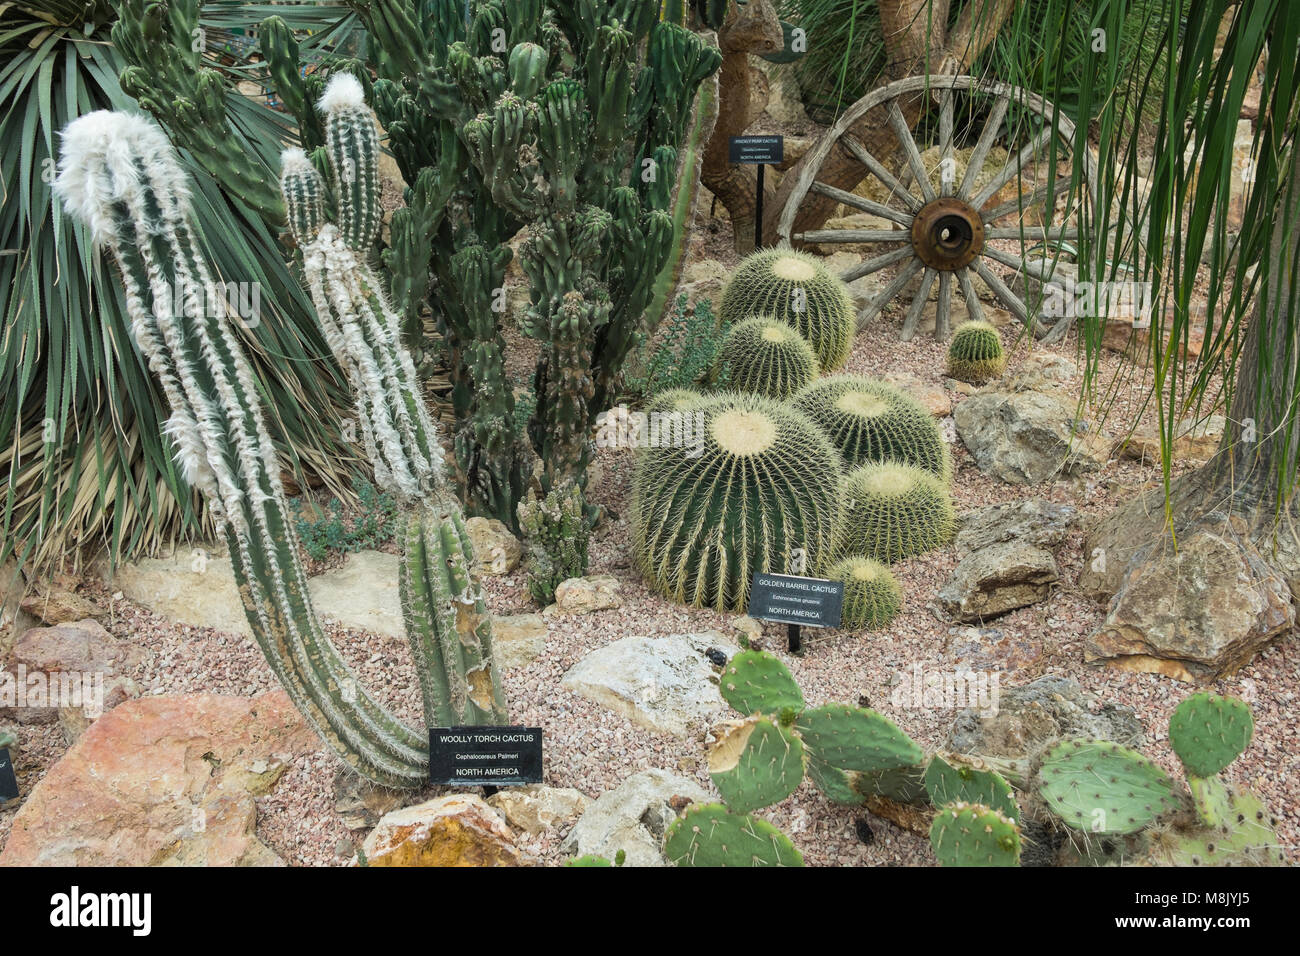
[1168,692,1253,779]
[719,650,805,716]
[946,321,1006,384]
[708,718,805,812]
[1038,740,1179,835]
[631,393,842,611]
[793,375,951,478]
[720,250,854,371]
[839,462,955,563]
[719,316,819,399]
[664,803,803,866]
[924,755,1019,823]
[827,556,902,629]
[930,803,1021,866]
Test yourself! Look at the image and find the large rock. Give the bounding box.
[18,578,102,626]
[493,613,547,668]
[562,769,710,867]
[1116,415,1225,465]
[307,550,402,640]
[945,675,1144,760]
[0,691,317,866]
[954,390,1109,484]
[953,500,1078,556]
[487,785,589,835]
[1085,522,1295,681]
[543,574,623,617]
[677,258,729,315]
[101,546,249,636]
[937,541,1060,622]
[879,370,952,418]
[561,632,738,737]
[361,794,522,867]
[466,517,522,575]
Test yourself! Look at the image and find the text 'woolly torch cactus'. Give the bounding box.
[56,82,506,789]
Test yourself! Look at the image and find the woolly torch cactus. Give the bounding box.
[56,78,506,788]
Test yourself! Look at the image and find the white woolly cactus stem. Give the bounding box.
[56,109,431,788]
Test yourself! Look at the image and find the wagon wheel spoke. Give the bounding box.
[809,180,913,226]
[971,257,1030,328]
[985,225,1079,242]
[957,267,985,325]
[840,245,915,282]
[887,100,936,203]
[795,228,911,244]
[980,244,1076,289]
[856,256,923,331]
[841,134,924,214]
[935,270,954,340]
[958,92,1011,199]
[901,267,937,341]
[939,88,955,197]
[981,174,1074,224]
[971,125,1053,209]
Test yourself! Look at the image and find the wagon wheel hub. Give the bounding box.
[911,198,984,271]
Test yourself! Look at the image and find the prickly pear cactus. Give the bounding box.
[1168,692,1254,779]
[794,704,924,773]
[1143,787,1285,866]
[827,556,902,630]
[930,802,1021,866]
[720,249,855,371]
[631,393,842,611]
[719,316,819,399]
[946,321,1006,384]
[719,650,806,716]
[924,755,1020,824]
[793,375,952,479]
[838,462,956,564]
[708,717,806,813]
[664,802,804,866]
[1038,740,1180,835]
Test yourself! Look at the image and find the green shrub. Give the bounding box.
[294,479,400,562]
[629,294,729,398]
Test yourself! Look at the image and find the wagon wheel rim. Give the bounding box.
[776,74,1097,343]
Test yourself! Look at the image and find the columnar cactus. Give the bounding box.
[946,320,1007,384]
[838,462,956,563]
[794,375,951,479]
[719,316,819,399]
[57,94,505,789]
[631,393,842,611]
[720,249,855,370]
[516,480,590,606]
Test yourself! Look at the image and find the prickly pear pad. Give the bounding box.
[719,650,805,716]
[1168,692,1254,779]
[924,755,1019,823]
[929,802,1021,867]
[1038,740,1179,835]
[708,717,805,813]
[795,704,923,773]
[664,803,804,867]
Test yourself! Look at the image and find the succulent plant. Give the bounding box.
[930,802,1021,866]
[793,375,951,479]
[826,556,902,630]
[1037,740,1180,835]
[1168,692,1254,780]
[1144,786,1286,866]
[644,387,704,416]
[664,802,804,866]
[516,480,590,606]
[923,754,1019,823]
[631,393,842,612]
[720,249,855,371]
[719,316,819,399]
[838,462,956,563]
[946,320,1006,383]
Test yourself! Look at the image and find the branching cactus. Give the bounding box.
[57,96,504,789]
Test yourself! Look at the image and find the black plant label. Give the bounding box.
[428,727,543,786]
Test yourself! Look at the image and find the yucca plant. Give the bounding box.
[0,1,362,576]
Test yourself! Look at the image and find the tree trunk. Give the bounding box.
[762,0,1016,245]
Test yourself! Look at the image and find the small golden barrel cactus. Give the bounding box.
[720,249,854,371]
[720,316,820,399]
[839,462,955,563]
[794,375,952,480]
[827,556,902,629]
[946,321,1006,383]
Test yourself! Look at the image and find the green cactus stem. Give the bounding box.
[826,556,903,630]
[720,316,819,400]
[838,462,956,563]
[664,802,803,867]
[1168,692,1254,779]
[946,320,1007,384]
[1037,739,1180,835]
[930,802,1021,866]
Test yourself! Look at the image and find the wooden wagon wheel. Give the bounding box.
[777,75,1096,344]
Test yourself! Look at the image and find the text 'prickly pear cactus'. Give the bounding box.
[57,89,505,789]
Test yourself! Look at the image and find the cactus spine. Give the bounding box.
[839,462,956,563]
[719,316,819,399]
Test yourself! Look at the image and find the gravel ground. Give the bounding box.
[2,289,1296,867]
